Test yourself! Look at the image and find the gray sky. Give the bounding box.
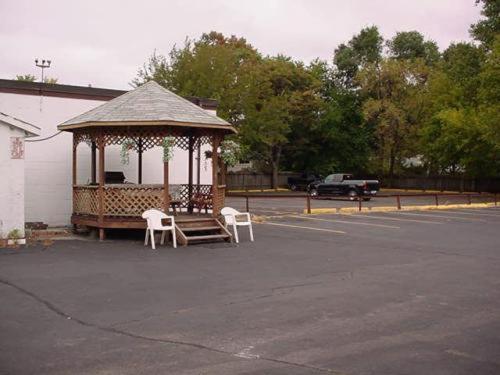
[0,0,482,90]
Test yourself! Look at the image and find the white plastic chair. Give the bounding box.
[221,207,254,244]
[142,209,177,250]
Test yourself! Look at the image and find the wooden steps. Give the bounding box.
[181,226,221,232]
[184,234,230,241]
[175,218,232,246]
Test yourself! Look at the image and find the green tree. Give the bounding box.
[387,31,440,64]
[419,36,499,176]
[333,26,383,88]
[15,74,36,82]
[133,32,260,124]
[239,56,319,187]
[357,58,430,177]
[44,77,58,84]
[470,0,500,50]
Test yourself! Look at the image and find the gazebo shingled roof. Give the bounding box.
[58,81,235,133]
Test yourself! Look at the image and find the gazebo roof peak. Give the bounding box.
[58,80,235,132]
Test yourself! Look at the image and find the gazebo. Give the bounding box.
[58,81,236,244]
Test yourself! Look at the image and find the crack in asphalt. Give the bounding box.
[0,277,348,374]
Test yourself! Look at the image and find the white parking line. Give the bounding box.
[290,215,400,229]
[260,221,346,234]
[442,209,500,218]
[346,214,445,224]
[386,211,487,222]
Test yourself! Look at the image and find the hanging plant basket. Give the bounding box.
[120,139,135,165]
[220,140,240,167]
[162,136,175,162]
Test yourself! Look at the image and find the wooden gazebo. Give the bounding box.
[58,81,236,244]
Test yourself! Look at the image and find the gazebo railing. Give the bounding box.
[103,185,165,216]
[73,184,223,217]
[73,186,99,215]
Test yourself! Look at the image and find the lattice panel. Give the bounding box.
[73,133,93,149]
[73,186,99,215]
[103,186,164,217]
[195,136,211,148]
[73,127,218,151]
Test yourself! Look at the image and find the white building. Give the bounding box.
[0,79,218,227]
[0,112,40,240]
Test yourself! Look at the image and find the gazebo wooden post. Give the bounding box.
[72,135,77,186]
[91,141,97,184]
[196,142,201,193]
[163,160,170,214]
[187,135,195,213]
[98,133,106,241]
[221,160,226,185]
[137,138,143,184]
[211,134,221,217]
[72,135,78,231]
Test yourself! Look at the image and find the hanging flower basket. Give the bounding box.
[220,140,240,167]
[162,136,175,162]
[120,139,135,165]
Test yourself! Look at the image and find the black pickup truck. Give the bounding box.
[287,173,322,191]
[307,173,380,200]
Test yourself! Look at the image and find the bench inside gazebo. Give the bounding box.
[58,81,236,245]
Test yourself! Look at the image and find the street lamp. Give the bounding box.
[35,58,51,83]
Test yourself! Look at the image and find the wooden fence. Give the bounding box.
[381,176,500,192]
[226,172,299,190]
[226,172,500,192]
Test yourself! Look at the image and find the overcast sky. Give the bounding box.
[0,0,482,90]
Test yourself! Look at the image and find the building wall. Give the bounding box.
[0,125,26,238]
[0,92,213,227]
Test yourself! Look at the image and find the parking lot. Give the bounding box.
[1,207,500,374]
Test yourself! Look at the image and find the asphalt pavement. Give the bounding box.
[1,207,499,374]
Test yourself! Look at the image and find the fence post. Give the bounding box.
[467,194,471,205]
[435,194,439,207]
[495,193,497,206]
[358,197,362,211]
[396,195,401,210]
[245,196,249,212]
[306,195,311,214]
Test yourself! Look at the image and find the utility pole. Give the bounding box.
[35,58,51,83]
[35,58,52,111]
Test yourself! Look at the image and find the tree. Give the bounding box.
[419,36,499,176]
[15,74,36,82]
[470,0,500,50]
[132,31,260,124]
[357,58,430,177]
[387,31,440,64]
[44,77,58,84]
[238,56,319,187]
[420,107,498,176]
[333,26,383,88]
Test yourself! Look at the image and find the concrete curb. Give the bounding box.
[304,202,496,215]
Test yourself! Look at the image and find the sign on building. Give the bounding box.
[10,137,25,159]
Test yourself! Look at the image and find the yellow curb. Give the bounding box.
[250,214,267,223]
[304,202,496,215]
[382,188,476,194]
[228,188,290,193]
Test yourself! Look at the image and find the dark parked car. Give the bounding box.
[287,173,322,191]
[307,173,380,200]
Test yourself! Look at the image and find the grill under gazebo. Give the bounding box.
[58,81,236,244]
